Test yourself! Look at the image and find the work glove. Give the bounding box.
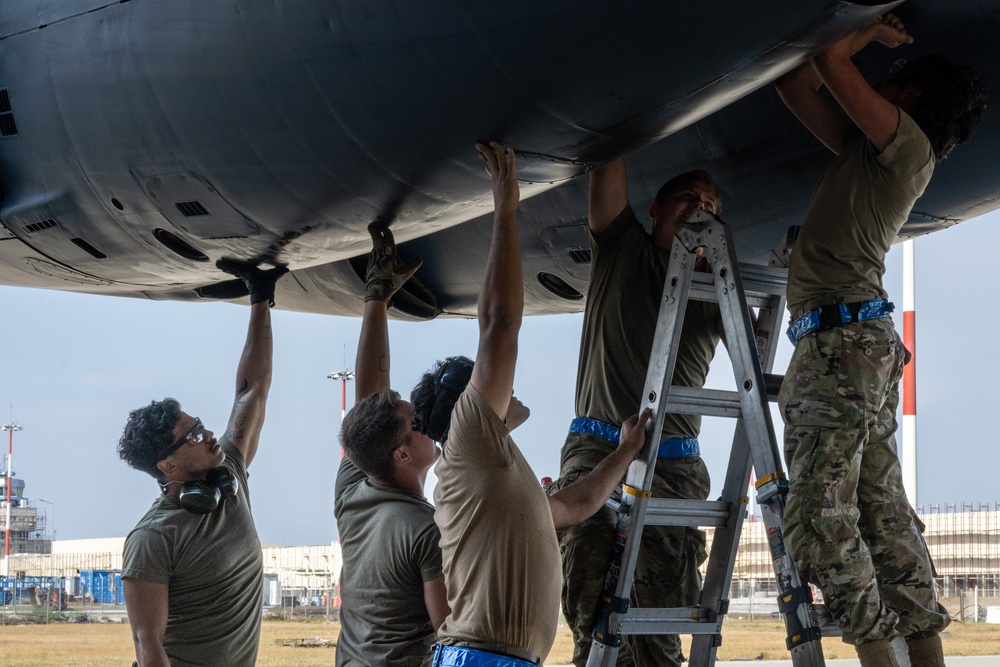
[216,259,288,307]
[365,224,422,305]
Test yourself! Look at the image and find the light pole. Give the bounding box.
[322,554,332,621]
[2,422,23,579]
[38,498,54,622]
[328,366,355,459]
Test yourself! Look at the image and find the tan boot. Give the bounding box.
[906,633,946,667]
[856,638,903,667]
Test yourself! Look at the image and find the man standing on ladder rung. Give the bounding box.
[550,157,725,667]
[775,13,985,667]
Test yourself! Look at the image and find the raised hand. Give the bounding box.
[364,223,422,304]
[475,141,519,220]
[856,13,913,51]
[217,259,288,307]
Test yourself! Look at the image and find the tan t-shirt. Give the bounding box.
[786,111,935,318]
[573,205,721,449]
[433,385,562,660]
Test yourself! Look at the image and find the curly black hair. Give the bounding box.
[886,55,987,161]
[410,356,473,444]
[340,390,407,483]
[118,398,182,479]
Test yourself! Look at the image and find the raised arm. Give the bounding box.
[123,578,170,667]
[588,158,630,237]
[812,14,914,154]
[548,409,651,530]
[776,14,913,155]
[216,260,286,467]
[469,142,521,420]
[355,224,422,401]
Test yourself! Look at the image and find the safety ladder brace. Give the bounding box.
[586,212,826,667]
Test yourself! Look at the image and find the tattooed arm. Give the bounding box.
[224,300,274,467]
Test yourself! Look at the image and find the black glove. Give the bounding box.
[365,224,422,305]
[216,259,288,307]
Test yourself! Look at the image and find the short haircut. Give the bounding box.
[118,398,182,480]
[411,356,474,444]
[340,390,407,483]
[654,169,722,215]
[885,55,987,161]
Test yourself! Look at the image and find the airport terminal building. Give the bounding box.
[2,505,998,619]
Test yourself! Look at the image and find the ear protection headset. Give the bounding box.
[161,467,239,515]
[425,356,474,443]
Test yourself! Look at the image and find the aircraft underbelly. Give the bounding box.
[0,1,997,317]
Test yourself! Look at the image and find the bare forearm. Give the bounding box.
[588,159,629,235]
[236,301,274,398]
[478,208,523,329]
[776,60,851,155]
[549,446,635,530]
[135,639,170,667]
[356,300,390,401]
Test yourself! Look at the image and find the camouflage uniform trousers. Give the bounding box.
[777,318,949,645]
[551,432,710,667]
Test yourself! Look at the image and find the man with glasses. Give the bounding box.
[119,260,285,667]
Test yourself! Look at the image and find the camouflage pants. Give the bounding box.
[778,318,949,645]
[553,433,709,667]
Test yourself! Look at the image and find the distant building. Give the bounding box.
[0,460,51,556]
[726,505,1000,605]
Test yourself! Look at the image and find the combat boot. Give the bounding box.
[856,638,902,667]
[906,633,946,667]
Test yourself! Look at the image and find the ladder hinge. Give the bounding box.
[786,626,823,650]
[592,594,630,648]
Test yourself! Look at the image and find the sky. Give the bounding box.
[2,209,999,547]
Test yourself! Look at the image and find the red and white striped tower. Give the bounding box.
[901,239,917,505]
[2,421,22,579]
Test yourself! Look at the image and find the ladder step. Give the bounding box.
[689,263,787,308]
[604,499,736,527]
[618,606,720,635]
[664,375,782,418]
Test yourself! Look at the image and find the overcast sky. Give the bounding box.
[2,208,998,547]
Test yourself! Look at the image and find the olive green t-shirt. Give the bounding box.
[333,456,442,667]
[786,111,935,318]
[572,205,721,457]
[122,440,263,667]
[434,385,562,661]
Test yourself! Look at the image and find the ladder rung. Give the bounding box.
[664,375,783,418]
[645,499,733,527]
[604,499,735,527]
[689,263,787,307]
[618,606,719,635]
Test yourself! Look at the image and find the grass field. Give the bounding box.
[1,614,998,665]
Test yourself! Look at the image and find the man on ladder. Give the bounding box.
[776,13,985,667]
[550,158,725,667]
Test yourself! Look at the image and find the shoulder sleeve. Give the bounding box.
[875,110,936,182]
[220,438,248,483]
[445,386,514,467]
[335,455,366,503]
[121,528,172,585]
[593,205,644,256]
[413,520,443,582]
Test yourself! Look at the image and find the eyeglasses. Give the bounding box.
[158,418,206,461]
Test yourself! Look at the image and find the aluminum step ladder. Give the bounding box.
[585,212,826,667]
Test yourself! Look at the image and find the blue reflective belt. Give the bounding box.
[786,299,894,345]
[569,417,700,458]
[432,644,538,667]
